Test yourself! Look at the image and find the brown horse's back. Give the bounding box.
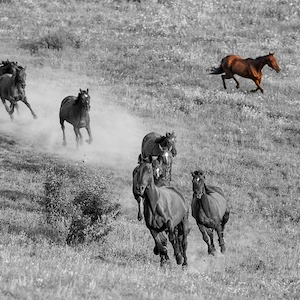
[141,132,161,158]
[192,191,228,224]
[59,96,80,126]
[158,186,189,225]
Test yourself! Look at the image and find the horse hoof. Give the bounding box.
[182,262,188,270]
[62,142,67,147]
[153,246,159,255]
[33,115,38,119]
[85,139,93,144]
[176,253,183,265]
[220,245,226,254]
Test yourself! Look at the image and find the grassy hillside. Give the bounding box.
[1,0,300,299]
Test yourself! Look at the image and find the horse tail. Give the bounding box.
[209,65,224,74]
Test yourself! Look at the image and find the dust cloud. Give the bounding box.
[0,69,145,173]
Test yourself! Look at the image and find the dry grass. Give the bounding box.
[0,0,300,299]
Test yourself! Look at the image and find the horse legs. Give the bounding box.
[60,121,67,147]
[21,96,37,119]
[221,73,240,89]
[215,223,226,254]
[168,225,182,265]
[74,127,82,148]
[136,196,143,221]
[251,79,264,93]
[85,125,93,144]
[197,223,215,255]
[179,216,188,267]
[150,230,169,266]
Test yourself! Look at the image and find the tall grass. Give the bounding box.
[0,0,300,299]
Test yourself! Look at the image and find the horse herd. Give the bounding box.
[132,132,230,267]
[0,60,93,148]
[0,52,281,267]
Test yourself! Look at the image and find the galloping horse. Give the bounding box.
[0,67,37,120]
[191,170,230,255]
[134,155,189,267]
[59,89,93,148]
[209,52,280,93]
[141,131,177,158]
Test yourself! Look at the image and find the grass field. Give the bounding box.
[0,0,300,299]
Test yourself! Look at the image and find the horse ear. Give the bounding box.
[138,154,142,164]
[191,171,195,177]
[87,88,89,94]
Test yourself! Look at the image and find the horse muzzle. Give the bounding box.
[194,191,203,199]
[135,185,146,196]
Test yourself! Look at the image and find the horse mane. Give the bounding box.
[155,135,166,144]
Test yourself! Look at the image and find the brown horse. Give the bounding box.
[0,67,37,120]
[152,145,173,187]
[191,170,230,255]
[209,52,280,93]
[141,131,177,158]
[59,89,93,148]
[134,155,189,267]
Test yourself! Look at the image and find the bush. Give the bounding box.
[21,28,81,54]
[67,190,121,245]
[41,164,120,245]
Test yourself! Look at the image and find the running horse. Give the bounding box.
[141,131,177,158]
[132,145,172,222]
[134,155,189,267]
[0,66,37,120]
[209,52,280,93]
[59,89,93,148]
[191,170,230,255]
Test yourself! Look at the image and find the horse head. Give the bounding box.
[78,89,91,111]
[135,155,153,197]
[267,52,280,73]
[191,169,206,199]
[165,131,177,157]
[158,144,172,167]
[152,157,164,182]
[15,67,27,89]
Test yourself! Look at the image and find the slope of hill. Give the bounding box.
[0,1,300,299]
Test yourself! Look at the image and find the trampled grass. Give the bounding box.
[0,0,300,299]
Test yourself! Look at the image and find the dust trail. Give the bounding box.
[0,69,145,171]
[0,69,145,215]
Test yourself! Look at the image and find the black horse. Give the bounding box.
[141,131,177,158]
[59,89,93,148]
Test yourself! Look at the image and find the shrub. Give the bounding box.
[41,164,120,245]
[67,188,121,244]
[21,28,81,54]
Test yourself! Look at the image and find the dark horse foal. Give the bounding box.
[210,52,280,93]
[59,89,93,148]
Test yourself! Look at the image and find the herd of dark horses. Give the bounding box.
[132,132,230,267]
[0,52,280,267]
[0,60,93,148]
[131,53,281,268]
